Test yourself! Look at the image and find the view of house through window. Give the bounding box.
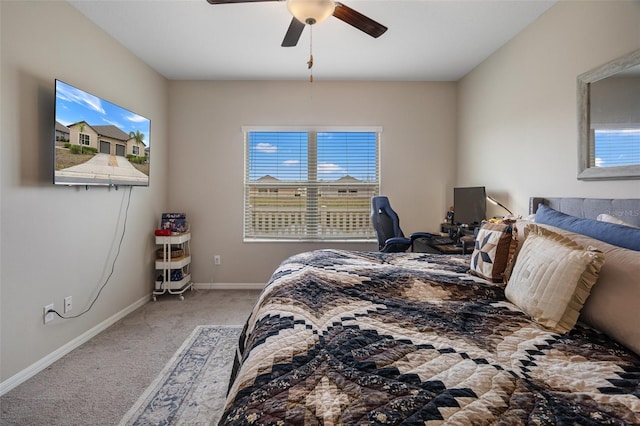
[244,129,380,241]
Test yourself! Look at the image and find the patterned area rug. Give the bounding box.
[119,325,241,426]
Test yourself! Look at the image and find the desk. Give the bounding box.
[431,243,466,254]
[413,236,474,255]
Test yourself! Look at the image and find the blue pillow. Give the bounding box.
[535,204,640,251]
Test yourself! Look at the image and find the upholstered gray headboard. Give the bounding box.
[529,197,640,227]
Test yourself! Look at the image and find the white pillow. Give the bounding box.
[596,213,638,228]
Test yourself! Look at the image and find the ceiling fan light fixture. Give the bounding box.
[287,0,335,25]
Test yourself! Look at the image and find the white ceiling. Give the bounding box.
[69,0,557,82]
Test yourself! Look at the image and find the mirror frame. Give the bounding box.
[577,48,640,180]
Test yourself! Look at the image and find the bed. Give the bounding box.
[220,197,640,424]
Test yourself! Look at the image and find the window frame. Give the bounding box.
[243,126,381,243]
[79,133,90,146]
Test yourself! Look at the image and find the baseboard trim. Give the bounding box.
[0,294,151,397]
[193,282,265,290]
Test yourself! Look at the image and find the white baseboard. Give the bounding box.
[193,282,265,290]
[0,294,151,397]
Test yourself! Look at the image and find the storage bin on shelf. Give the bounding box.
[160,212,189,234]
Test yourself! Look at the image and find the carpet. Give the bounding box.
[119,325,241,426]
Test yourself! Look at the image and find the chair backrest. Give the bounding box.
[370,196,405,250]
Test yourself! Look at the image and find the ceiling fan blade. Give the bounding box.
[206,0,280,4]
[333,2,387,38]
[281,17,305,47]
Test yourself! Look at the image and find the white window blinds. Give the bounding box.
[244,129,380,241]
[593,128,640,167]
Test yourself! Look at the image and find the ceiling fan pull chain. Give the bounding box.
[308,25,314,83]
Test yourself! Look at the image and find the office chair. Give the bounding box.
[370,196,433,253]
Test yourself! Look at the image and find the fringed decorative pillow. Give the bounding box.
[468,220,517,283]
[505,224,605,334]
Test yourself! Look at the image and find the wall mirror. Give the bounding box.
[577,48,640,180]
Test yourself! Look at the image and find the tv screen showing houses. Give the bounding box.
[54,80,150,186]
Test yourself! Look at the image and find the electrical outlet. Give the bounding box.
[64,296,72,313]
[214,255,221,265]
[43,304,55,324]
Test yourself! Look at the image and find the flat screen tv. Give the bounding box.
[453,186,486,228]
[54,79,150,186]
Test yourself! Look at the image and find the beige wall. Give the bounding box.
[0,1,168,383]
[167,81,457,284]
[458,0,640,217]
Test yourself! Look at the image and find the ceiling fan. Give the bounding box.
[206,0,388,47]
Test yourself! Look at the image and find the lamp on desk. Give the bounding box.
[486,195,514,216]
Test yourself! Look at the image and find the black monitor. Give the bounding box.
[453,186,486,228]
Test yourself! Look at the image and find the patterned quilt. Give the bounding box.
[221,249,639,424]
